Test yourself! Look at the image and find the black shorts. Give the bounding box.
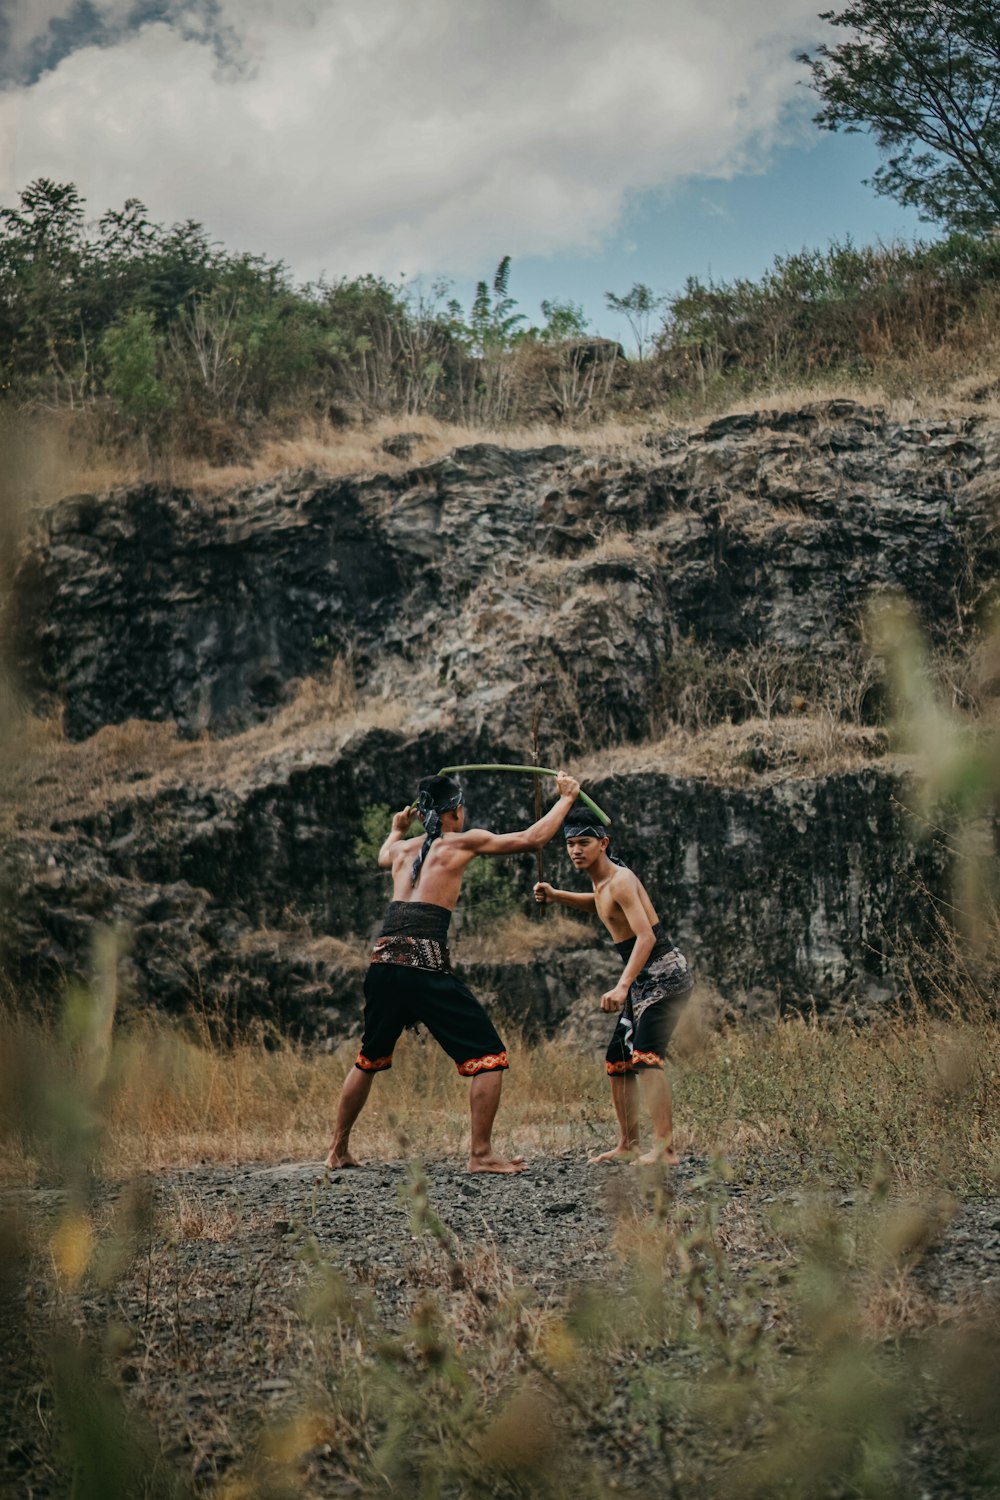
[605,946,693,1075]
[358,961,508,1077]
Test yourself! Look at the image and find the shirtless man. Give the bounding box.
[534,806,693,1165]
[327,770,581,1175]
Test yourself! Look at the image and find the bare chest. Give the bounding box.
[595,887,631,941]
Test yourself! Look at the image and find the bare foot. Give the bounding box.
[325,1149,362,1169]
[468,1153,527,1175]
[587,1146,638,1164]
[634,1145,680,1167]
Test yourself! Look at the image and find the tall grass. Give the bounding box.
[4,984,997,1195]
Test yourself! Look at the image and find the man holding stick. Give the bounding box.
[327,769,581,1174]
[534,806,693,1165]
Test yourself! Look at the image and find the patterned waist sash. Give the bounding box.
[629,946,693,1022]
[370,934,452,973]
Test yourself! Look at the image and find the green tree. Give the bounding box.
[801,1,1000,233]
[537,297,589,342]
[315,272,432,416]
[101,309,173,428]
[465,256,525,355]
[0,179,90,400]
[604,282,666,359]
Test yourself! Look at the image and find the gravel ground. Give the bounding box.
[4,1153,1000,1498]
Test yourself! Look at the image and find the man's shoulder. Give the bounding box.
[442,827,488,846]
[393,834,424,854]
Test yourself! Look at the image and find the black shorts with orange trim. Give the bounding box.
[357,953,508,1078]
[605,947,693,1075]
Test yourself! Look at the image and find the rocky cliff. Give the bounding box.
[3,401,995,1038]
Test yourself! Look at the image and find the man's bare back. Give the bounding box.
[384,829,480,909]
[380,774,581,909]
[326,770,581,1176]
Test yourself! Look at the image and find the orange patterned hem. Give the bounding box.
[355,1052,393,1072]
[457,1051,509,1077]
[606,1051,664,1075]
[631,1049,664,1069]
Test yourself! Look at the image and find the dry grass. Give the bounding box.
[4,991,999,1194]
[183,415,662,492]
[9,365,1000,521]
[163,1193,247,1243]
[859,1266,951,1341]
[523,525,647,585]
[572,713,892,786]
[2,698,893,853]
[675,360,1000,425]
[5,957,1000,1499]
[0,663,409,834]
[5,410,668,514]
[20,376,987,521]
[457,910,594,965]
[235,928,369,972]
[0,1017,608,1181]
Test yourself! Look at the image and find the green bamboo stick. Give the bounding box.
[438,763,611,825]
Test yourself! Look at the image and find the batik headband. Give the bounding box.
[411,786,464,885]
[564,816,629,868]
[564,821,608,841]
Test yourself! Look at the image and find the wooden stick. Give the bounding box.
[531,713,545,896]
[437,764,611,825]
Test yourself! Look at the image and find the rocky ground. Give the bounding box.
[4,1152,1000,1498]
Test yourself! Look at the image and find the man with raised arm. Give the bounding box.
[326,769,581,1175]
[534,805,693,1165]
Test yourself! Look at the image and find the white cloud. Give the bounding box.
[1,0,826,280]
[1,0,77,67]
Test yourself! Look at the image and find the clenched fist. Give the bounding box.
[601,982,629,1013]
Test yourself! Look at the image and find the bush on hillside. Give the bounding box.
[8,180,1000,457]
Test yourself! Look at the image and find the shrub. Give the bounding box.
[100,310,173,432]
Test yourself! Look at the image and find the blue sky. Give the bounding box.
[501,132,930,347]
[0,0,935,352]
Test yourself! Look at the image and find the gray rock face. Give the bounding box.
[10,402,999,749]
[1,402,991,1034]
[1,724,948,1040]
[595,767,944,1016]
[11,477,403,739]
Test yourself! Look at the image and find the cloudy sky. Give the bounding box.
[0,0,926,339]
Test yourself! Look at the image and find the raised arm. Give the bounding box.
[377,805,416,869]
[455,773,581,857]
